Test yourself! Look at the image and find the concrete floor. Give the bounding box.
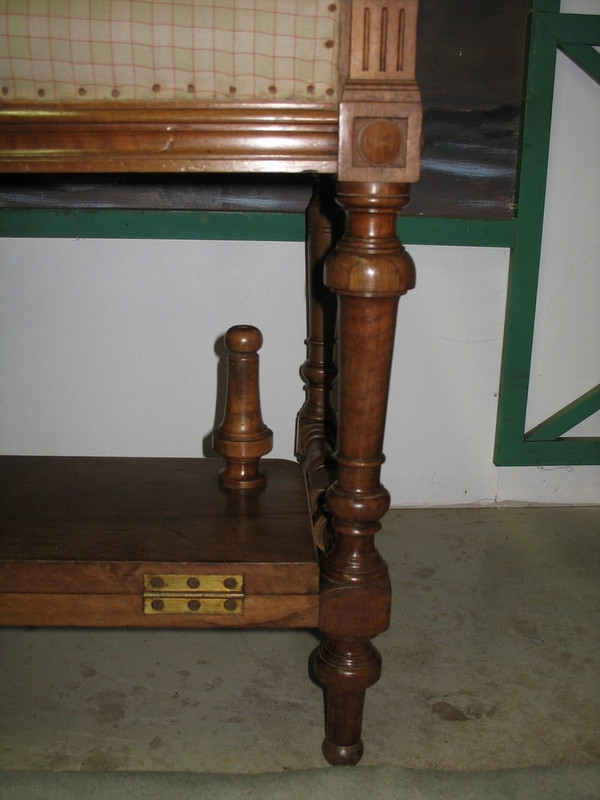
[0,506,598,774]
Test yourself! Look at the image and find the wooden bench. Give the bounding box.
[0,0,422,765]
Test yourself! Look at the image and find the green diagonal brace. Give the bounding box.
[526,385,600,441]
[560,44,600,84]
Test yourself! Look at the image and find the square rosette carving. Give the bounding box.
[353,116,408,168]
[338,100,422,182]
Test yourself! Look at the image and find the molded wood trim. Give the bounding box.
[0,104,339,173]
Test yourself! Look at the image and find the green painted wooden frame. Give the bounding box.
[494,0,600,466]
[0,208,516,249]
[0,0,598,466]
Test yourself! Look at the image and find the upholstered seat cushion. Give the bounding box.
[0,0,339,104]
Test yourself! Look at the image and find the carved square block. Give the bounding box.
[353,116,408,169]
[338,100,422,183]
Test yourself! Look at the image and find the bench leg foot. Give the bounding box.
[314,637,382,766]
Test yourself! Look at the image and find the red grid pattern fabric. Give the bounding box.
[0,0,340,103]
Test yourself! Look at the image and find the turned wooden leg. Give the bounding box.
[213,325,273,489]
[315,638,382,765]
[315,182,415,766]
[296,177,340,470]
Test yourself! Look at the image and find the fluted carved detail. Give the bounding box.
[339,1,421,183]
[350,1,417,82]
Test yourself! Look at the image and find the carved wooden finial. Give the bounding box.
[213,325,273,489]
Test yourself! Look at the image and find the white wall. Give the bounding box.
[1,1,598,507]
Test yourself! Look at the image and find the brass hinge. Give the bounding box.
[143,573,244,615]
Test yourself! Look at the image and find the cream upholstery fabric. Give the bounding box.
[0,0,339,103]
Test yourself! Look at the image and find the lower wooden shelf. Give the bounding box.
[0,456,319,629]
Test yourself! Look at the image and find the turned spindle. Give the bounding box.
[213,325,273,489]
[315,181,415,766]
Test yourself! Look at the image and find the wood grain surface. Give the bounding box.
[0,457,319,598]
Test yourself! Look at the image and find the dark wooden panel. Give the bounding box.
[409,0,529,218]
[0,173,315,212]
